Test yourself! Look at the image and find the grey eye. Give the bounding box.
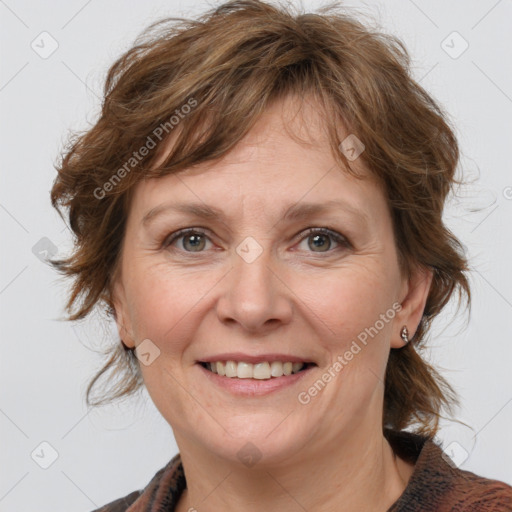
[180,232,207,252]
[307,233,332,252]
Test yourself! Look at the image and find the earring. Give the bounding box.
[400,326,409,344]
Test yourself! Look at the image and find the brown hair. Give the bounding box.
[50,0,470,436]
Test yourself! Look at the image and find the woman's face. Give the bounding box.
[113,95,431,466]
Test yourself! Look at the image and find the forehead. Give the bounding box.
[129,93,385,222]
[151,92,370,176]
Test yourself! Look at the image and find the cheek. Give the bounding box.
[298,264,396,344]
[125,264,217,349]
[124,269,179,343]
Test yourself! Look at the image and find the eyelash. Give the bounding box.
[163,227,351,254]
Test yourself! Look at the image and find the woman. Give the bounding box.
[50,0,512,510]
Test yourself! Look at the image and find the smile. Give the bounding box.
[200,360,314,379]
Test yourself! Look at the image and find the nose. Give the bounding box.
[215,242,293,334]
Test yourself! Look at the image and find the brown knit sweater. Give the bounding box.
[92,429,512,511]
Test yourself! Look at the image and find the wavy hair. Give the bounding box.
[50,0,471,436]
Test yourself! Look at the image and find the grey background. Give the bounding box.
[1,0,511,510]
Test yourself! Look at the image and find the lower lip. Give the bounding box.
[197,363,314,396]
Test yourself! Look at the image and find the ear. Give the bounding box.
[391,265,433,348]
[111,277,136,349]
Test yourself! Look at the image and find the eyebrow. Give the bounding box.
[141,199,369,227]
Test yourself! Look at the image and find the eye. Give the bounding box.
[164,228,213,252]
[296,227,350,253]
[163,227,350,254]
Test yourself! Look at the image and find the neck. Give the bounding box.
[175,425,414,512]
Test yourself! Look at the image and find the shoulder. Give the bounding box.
[89,453,185,512]
[90,490,142,512]
[385,429,512,511]
[447,467,512,510]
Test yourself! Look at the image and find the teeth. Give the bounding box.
[237,362,253,379]
[204,360,307,379]
[225,361,237,378]
[292,362,303,373]
[253,362,271,380]
[270,361,284,377]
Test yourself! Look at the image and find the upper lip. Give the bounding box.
[198,353,315,364]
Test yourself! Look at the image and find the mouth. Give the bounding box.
[198,360,316,380]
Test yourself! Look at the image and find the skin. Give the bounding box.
[112,94,433,512]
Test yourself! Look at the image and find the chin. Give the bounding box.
[195,415,315,468]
